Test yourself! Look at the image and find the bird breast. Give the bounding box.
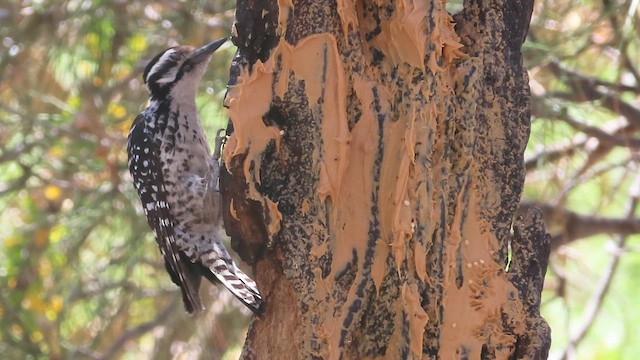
[160,114,216,228]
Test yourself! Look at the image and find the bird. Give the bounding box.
[127,38,262,314]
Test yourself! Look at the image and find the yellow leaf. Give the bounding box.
[78,60,96,78]
[67,95,81,109]
[48,146,63,158]
[45,310,58,321]
[30,331,43,343]
[23,292,46,313]
[50,224,66,244]
[38,259,52,277]
[84,33,99,47]
[114,67,130,80]
[44,185,62,201]
[50,295,63,313]
[116,118,134,136]
[107,103,127,119]
[3,236,20,248]
[129,34,147,52]
[114,106,126,118]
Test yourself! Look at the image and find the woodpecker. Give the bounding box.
[127,38,261,314]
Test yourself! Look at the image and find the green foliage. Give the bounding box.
[0,1,249,359]
[526,0,640,358]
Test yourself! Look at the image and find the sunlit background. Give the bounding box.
[1,1,639,359]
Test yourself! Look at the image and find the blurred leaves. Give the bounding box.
[525,0,640,359]
[1,1,247,359]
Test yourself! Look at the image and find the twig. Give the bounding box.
[556,114,640,149]
[558,168,640,359]
[525,133,587,172]
[99,299,178,360]
[520,199,640,250]
[556,155,635,206]
[545,59,640,128]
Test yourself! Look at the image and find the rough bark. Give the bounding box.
[220,0,550,359]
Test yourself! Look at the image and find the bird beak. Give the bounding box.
[189,38,227,64]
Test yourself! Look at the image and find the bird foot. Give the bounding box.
[212,129,226,161]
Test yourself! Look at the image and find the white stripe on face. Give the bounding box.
[146,48,179,84]
[155,67,179,84]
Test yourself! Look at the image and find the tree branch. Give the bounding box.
[553,111,640,149]
[520,201,640,250]
[99,299,178,360]
[546,60,640,128]
[558,169,640,359]
[525,135,587,172]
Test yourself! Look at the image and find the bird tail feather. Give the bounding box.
[203,258,262,314]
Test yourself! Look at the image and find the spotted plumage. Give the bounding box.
[127,38,262,313]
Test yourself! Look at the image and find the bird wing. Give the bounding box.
[127,113,203,313]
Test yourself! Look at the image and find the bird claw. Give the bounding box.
[209,129,226,193]
[208,160,220,193]
[212,129,226,161]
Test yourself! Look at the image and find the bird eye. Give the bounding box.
[168,52,182,62]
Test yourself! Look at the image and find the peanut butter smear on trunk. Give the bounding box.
[228,0,543,358]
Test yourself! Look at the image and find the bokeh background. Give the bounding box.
[1,1,639,359]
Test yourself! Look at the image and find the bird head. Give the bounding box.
[142,38,227,101]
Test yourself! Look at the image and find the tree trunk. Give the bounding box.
[220,0,551,359]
